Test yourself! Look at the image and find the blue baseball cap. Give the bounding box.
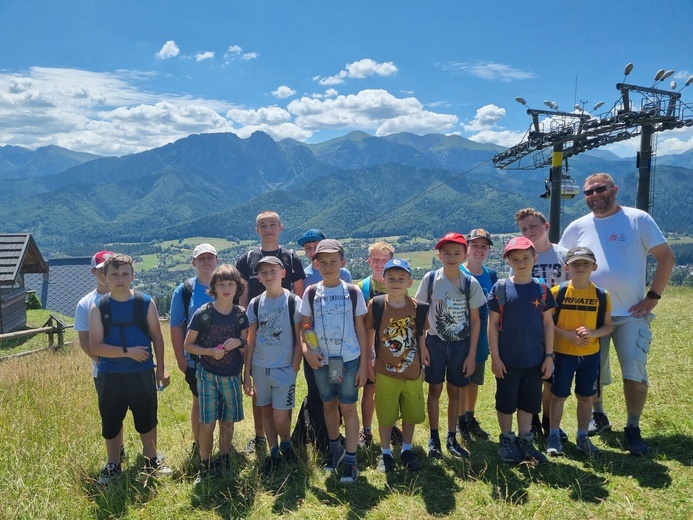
[297,228,326,246]
[383,258,411,274]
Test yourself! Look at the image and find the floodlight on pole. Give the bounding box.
[654,69,665,82]
[593,101,605,111]
[661,70,675,81]
[516,97,527,106]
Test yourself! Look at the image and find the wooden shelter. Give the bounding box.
[0,234,48,333]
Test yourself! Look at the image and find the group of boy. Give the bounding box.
[81,174,672,484]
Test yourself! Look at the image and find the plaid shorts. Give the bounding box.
[196,367,244,424]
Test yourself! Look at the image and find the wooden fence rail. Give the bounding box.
[0,314,73,361]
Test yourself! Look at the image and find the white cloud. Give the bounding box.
[288,89,457,135]
[463,104,506,131]
[195,51,215,62]
[272,85,296,99]
[223,45,258,64]
[226,45,242,54]
[226,106,292,126]
[604,127,693,158]
[441,61,535,82]
[467,129,527,148]
[156,40,180,59]
[315,59,398,85]
[242,52,259,60]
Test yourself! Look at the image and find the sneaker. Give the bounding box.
[542,417,569,441]
[498,434,523,464]
[546,433,563,456]
[400,450,421,471]
[376,453,395,473]
[391,426,404,445]
[357,429,373,449]
[261,454,281,476]
[446,436,470,458]
[193,462,211,486]
[576,435,601,456]
[624,426,651,456]
[458,417,472,442]
[96,462,122,485]
[324,447,345,473]
[242,436,267,454]
[466,416,490,440]
[515,436,548,465]
[588,412,612,436]
[143,454,173,476]
[531,414,545,438]
[427,437,442,460]
[280,445,298,464]
[339,461,359,484]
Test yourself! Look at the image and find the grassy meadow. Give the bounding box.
[1,288,692,519]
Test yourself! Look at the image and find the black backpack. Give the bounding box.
[98,291,151,352]
[194,302,247,376]
[553,281,608,329]
[181,277,196,322]
[243,247,297,298]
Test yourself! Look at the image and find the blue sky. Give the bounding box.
[1,0,691,157]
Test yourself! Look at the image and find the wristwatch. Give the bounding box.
[545,352,554,360]
[646,290,661,300]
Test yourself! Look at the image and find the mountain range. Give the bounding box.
[2,131,692,256]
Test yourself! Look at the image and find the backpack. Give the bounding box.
[244,247,297,297]
[370,294,429,357]
[306,282,359,323]
[194,302,247,376]
[181,277,195,322]
[252,291,297,345]
[98,291,151,351]
[553,281,608,329]
[494,278,548,331]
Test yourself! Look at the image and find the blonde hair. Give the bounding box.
[368,240,395,259]
[255,210,282,226]
[207,264,246,299]
[514,208,547,226]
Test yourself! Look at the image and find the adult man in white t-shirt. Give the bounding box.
[560,173,675,455]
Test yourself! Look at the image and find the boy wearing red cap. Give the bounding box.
[487,237,556,465]
[415,232,486,460]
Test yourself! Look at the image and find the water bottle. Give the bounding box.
[303,323,319,350]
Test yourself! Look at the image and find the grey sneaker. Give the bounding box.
[546,433,563,456]
[498,434,523,464]
[339,461,359,484]
[588,412,612,436]
[427,437,443,459]
[242,436,267,454]
[376,453,395,473]
[576,435,601,456]
[401,450,421,471]
[624,426,651,456]
[324,447,345,473]
[446,436,470,458]
[515,436,548,465]
[96,462,122,485]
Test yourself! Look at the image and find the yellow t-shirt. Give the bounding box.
[551,282,612,356]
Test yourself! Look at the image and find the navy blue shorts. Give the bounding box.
[424,334,470,388]
[495,364,542,415]
[551,352,599,398]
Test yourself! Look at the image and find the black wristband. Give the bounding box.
[238,337,246,348]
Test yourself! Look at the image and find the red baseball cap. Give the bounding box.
[435,232,467,250]
[90,251,115,269]
[503,236,535,258]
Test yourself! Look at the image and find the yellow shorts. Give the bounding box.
[374,373,425,426]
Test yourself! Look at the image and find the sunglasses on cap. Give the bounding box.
[583,184,612,197]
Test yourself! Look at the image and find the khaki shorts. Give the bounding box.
[374,373,425,426]
[599,315,652,386]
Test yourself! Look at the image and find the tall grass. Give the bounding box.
[1,288,692,519]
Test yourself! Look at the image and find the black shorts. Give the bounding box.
[97,370,158,439]
[495,364,543,415]
[185,365,199,397]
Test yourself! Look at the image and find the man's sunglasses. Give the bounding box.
[583,185,612,197]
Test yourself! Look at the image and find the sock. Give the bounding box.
[270,446,280,457]
[447,431,456,441]
[549,428,560,437]
[363,426,371,433]
[592,401,605,414]
[328,437,342,454]
[402,443,412,453]
[465,411,475,421]
[501,432,516,441]
[381,448,392,456]
[279,440,291,451]
[344,451,357,465]
[520,432,535,443]
[430,429,439,441]
[626,414,640,428]
[577,430,588,439]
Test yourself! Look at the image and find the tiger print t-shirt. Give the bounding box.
[366,296,429,381]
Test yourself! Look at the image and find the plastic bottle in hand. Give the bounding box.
[303,323,319,350]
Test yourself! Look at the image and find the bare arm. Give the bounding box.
[147,301,170,388]
[354,314,369,387]
[243,323,257,395]
[488,310,505,378]
[292,278,305,299]
[78,330,98,362]
[170,323,188,373]
[464,307,480,376]
[541,309,555,378]
[628,242,676,318]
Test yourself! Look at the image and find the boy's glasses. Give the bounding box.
[583,185,612,197]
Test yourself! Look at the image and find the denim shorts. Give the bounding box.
[424,334,470,388]
[313,357,360,404]
[552,352,599,398]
